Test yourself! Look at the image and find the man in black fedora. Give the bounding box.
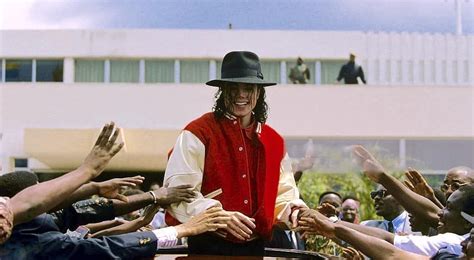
[163,51,307,256]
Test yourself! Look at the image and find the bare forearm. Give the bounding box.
[91,218,147,237]
[334,225,426,260]
[379,173,440,226]
[84,219,124,234]
[112,193,154,216]
[11,167,94,225]
[50,182,99,212]
[338,220,394,243]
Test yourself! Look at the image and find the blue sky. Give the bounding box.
[1,0,472,34]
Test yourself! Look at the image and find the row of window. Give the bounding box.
[1,58,471,84]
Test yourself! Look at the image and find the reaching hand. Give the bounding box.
[141,204,161,224]
[342,247,364,260]
[317,202,338,218]
[404,168,435,199]
[96,176,145,203]
[80,122,124,178]
[153,185,195,205]
[297,210,336,239]
[216,210,256,241]
[176,206,229,238]
[352,145,386,183]
[0,197,13,245]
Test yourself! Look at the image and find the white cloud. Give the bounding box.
[0,0,105,29]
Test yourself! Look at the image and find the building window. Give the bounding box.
[145,60,174,83]
[418,60,425,83]
[260,61,280,84]
[5,59,32,82]
[75,60,104,82]
[14,158,28,168]
[180,60,209,83]
[321,60,345,84]
[110,60,139,83]
[110,60,140,83]
[36,60,63,82]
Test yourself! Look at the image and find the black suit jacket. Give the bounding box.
[0,214,157,259]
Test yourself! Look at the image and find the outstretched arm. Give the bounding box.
[298,210,427,260]
[50,176,145,212]
[352,145,440,227]
[10,122,124,225]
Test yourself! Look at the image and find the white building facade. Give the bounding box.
[0,29,473,175]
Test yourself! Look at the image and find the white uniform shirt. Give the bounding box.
[393,232,468,257]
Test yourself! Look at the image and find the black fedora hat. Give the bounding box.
[206,51,277,87]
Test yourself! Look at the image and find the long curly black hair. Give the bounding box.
[213,85,268,123]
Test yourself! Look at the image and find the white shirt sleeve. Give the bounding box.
[163,130,222,223]
[393,232,465,257]
[151,227,178,249]
[274,153,307,228]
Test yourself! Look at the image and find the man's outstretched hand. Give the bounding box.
[80,122,124,178]
[176,206,230,238]
[352,145,386,183]
[153,185,196,205]
[96,176,145,203]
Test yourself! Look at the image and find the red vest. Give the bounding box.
[167,112,285,239]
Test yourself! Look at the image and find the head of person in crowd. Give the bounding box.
[0,171,39,197]
[296,57,303,66]
[349,53,356,62]
[149,182,161,191]
[318,191,342,216]
[370,185,404,221]
[208,51,275,126]
[121,189,145,221]
[340,195,360,224]
[408,213,432,235]
[460,212,474,259]
[437,184,474,235]
[441,166,474,199]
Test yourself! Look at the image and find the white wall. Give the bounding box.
[1,83,472,171]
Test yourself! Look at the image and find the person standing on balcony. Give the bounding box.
[289,57,311,84]
[163,51,307,256]
[337,53,367,84]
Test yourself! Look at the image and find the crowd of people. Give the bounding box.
[0,51,472,259]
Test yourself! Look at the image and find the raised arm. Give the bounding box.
[10,122,123,225]
[275,153,307,229]
[352,145,440,227]
[298,210,427,260]
[50,176,144,212]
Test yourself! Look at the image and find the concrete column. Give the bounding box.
[104,60,110,83]
[63,57,74,83]
[209,60,217,81]
[280,61,287,84]
[32,60,36,83]
[174,60,180,83]
[315,61,321,85]
[139,59,145,84]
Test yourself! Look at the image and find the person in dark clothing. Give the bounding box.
[337,53,366,84]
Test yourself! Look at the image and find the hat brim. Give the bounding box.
[206,77,277,87]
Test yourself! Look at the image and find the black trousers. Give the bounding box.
[187,232,265,256]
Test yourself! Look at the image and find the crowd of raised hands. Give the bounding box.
[0,122,230,246]
[294,145,474,259]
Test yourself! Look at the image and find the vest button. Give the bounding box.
[238,146,243,151]
[242,174,246,178]
[233,121,237,125]
[244,199,248,204]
